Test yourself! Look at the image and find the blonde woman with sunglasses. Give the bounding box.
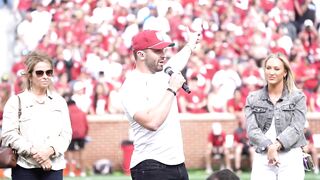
[1,51,72,180]
[245,53,307,180]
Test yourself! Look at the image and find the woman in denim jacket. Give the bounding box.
[245,53,307,180]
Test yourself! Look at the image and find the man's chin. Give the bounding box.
[158,65,164,72]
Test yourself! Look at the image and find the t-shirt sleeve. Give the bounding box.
[120,82,146,119]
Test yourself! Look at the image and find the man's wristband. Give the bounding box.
[167,88,176,96]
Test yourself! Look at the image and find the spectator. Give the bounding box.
[233,114,254,174]
[64,95,89,177]
[207,85,227,113]
[205,122,232,174]
[303,121,319,174]
[294,52,318,92]
[309,84,320,112]
[226,88,246,114]
[240,59,264,89]
[107,83,124,114]
[143,4,170,33]
[298,19,319,63]
[206,169,240,180]
[227,86,254,174]
[89,82,110,115]
[54,72,71,95]
[71,81,91,114]
[0,83,11,133]
[179,75,208,113]
[279,10,297,41]
[294,0,316,33]
[211,59,242,107]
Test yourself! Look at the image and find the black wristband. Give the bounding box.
[167,88,176,96]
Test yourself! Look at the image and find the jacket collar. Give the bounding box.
[260,85,289,101]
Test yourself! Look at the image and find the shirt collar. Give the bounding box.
[26,89,54,103]
[47,90,53,100]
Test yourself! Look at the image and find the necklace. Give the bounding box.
[30,89,48,104]
[33,93,46,104]
[35,98,45,104]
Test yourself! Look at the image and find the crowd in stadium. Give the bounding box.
[0,0,320,116]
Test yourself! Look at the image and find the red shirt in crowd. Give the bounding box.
[208,131,226,147]
[227,97,245,112]
[304,129,314,144]
[182,90,208,113]
[17,0,32,11]
[233,127,248,144]
[295,62,318,91]
[68,103,89,139]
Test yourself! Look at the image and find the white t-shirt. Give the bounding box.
[120,70,185,168]
[265,117,277,142]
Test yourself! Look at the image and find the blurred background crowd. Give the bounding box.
[0,0,320,118]
[0,0,320,177]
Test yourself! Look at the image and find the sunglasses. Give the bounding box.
[34,70,53,77]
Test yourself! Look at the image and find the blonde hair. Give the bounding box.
[23,51,54,90]
[263,53,297,93]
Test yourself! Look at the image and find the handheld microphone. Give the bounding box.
[164,66,191,94]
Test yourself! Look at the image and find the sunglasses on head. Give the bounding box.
[34,70,53,77]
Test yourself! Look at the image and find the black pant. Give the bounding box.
[12,165,63,180]
[130,159,189,180]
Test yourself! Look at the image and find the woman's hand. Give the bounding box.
[267,141,282,166]
[32,146,55,165]
[40,159,52,171]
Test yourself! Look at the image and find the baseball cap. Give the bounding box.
[304,19,313,27]
[132,30,174,51]
[212,122,222,135]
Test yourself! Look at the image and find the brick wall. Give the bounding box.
[81,113,320,171]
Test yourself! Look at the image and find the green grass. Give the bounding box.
[60,170,320,180]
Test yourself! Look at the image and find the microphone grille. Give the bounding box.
[164,66,172,73]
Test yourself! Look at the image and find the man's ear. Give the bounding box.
[137,51,145,60]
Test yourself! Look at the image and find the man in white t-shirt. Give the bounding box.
[120,29,200,180]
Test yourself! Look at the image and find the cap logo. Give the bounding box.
[132,30,174,50]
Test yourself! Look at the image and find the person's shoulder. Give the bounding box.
[6,93,19,103]
[16,90,28,97]
[285,89,305,101]
[121,70,139,87]
[291,89,305,97]
[4,91,28,107]
[124,70,140,79]
[14,90,30,101]
[49,91,66,102]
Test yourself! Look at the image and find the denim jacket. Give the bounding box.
[245,86,307,153]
